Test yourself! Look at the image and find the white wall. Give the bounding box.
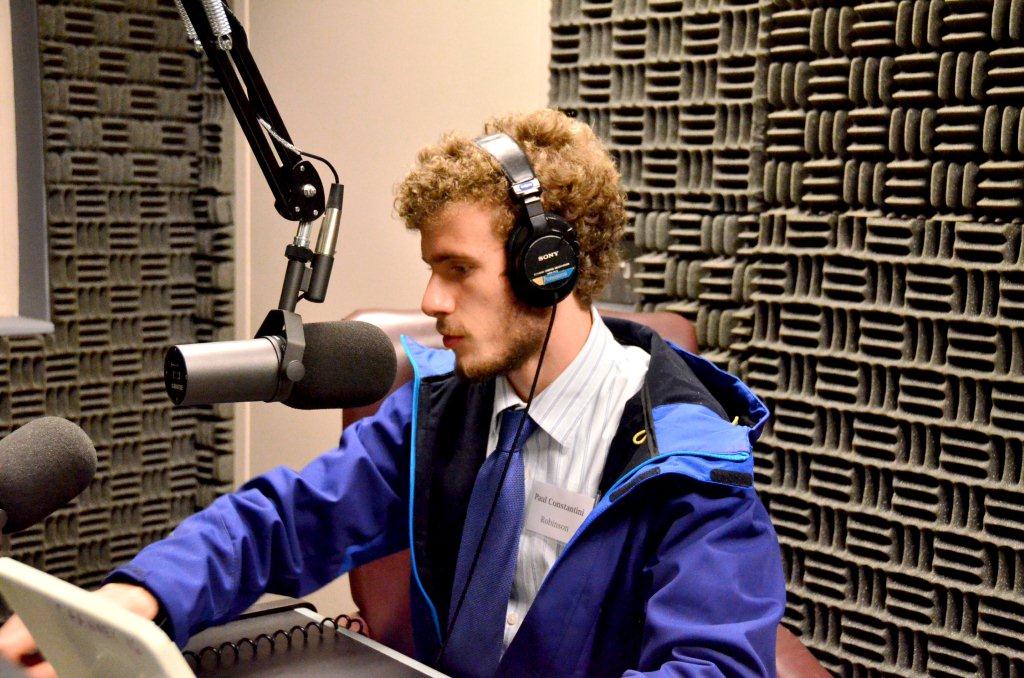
[234,0,551,615]
[0,1,19,316]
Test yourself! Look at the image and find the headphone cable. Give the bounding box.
[435,304,558,667]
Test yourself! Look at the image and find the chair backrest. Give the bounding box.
[341,308,827,676]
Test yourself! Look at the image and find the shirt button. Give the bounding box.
[506,612,518,626]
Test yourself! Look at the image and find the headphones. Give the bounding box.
[474,133,580,308]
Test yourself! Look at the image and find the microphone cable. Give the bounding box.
[258,117,340,184]
[435,304,558,667]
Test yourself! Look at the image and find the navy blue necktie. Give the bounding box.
[443,407,538,677]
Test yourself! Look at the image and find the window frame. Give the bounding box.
[0,0,50,336]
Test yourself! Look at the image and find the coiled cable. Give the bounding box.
[182,613,365,672]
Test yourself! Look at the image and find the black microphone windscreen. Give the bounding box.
[283,320,398,410]
[0,417,97,533]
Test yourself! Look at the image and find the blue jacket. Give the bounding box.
[110,318,785,676]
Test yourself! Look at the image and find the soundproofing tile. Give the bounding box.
[0,0,234,594]
[552,0,1024,674]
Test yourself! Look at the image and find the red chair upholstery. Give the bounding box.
[342,308,827,677]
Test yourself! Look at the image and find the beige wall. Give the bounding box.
[234,0,551,614]
[0,1,19,317]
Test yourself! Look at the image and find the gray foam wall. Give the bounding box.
[0,0,234,592]
[552,0,1024,674]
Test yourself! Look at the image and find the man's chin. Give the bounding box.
[455,359,498,383]
[454,351,511,383]
[450,314,546,383]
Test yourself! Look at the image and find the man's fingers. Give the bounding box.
[0,615,38,663]
[0,587,157,678]
[23,661,56,678]
[0,615,48,678]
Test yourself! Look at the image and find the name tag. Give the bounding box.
[523,480,595,544]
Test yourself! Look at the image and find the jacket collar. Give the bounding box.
[402,314,770,486]
[601,316,770,445]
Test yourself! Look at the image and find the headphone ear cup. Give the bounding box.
[545,214,579,257]
[545,214,580,306]
[506,213,580,308]
[506,217,533,301]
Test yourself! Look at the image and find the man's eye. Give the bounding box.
[451,264,472,276]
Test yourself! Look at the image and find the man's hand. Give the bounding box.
[0,582,160,678]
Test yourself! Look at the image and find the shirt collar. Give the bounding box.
[493,307,616,448]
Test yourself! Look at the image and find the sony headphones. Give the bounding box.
[474,133,580,308]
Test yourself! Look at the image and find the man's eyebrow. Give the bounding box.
[423,252,478,265]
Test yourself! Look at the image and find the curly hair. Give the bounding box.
[395,109,626,307]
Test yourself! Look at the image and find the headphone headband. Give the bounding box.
[472,131,579,308]
[474,133,540,198]
[474,133,548,230]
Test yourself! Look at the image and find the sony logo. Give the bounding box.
[538,252,558,261]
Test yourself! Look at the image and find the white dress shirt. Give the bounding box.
[486,307,650,648]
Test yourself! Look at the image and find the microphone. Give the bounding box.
[0,417,98,533]
[164,319,398,409]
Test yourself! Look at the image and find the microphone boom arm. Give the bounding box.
[173,0,344,317]
[167,1,351,404]
[176,0,324,224]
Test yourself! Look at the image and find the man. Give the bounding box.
[0,109,785,676]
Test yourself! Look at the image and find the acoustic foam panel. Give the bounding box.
[0,0,234,593]
[552,0,1024,674]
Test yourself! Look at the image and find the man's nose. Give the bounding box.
[421,273,455,318]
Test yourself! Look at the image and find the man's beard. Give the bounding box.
[449,303,548,383]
